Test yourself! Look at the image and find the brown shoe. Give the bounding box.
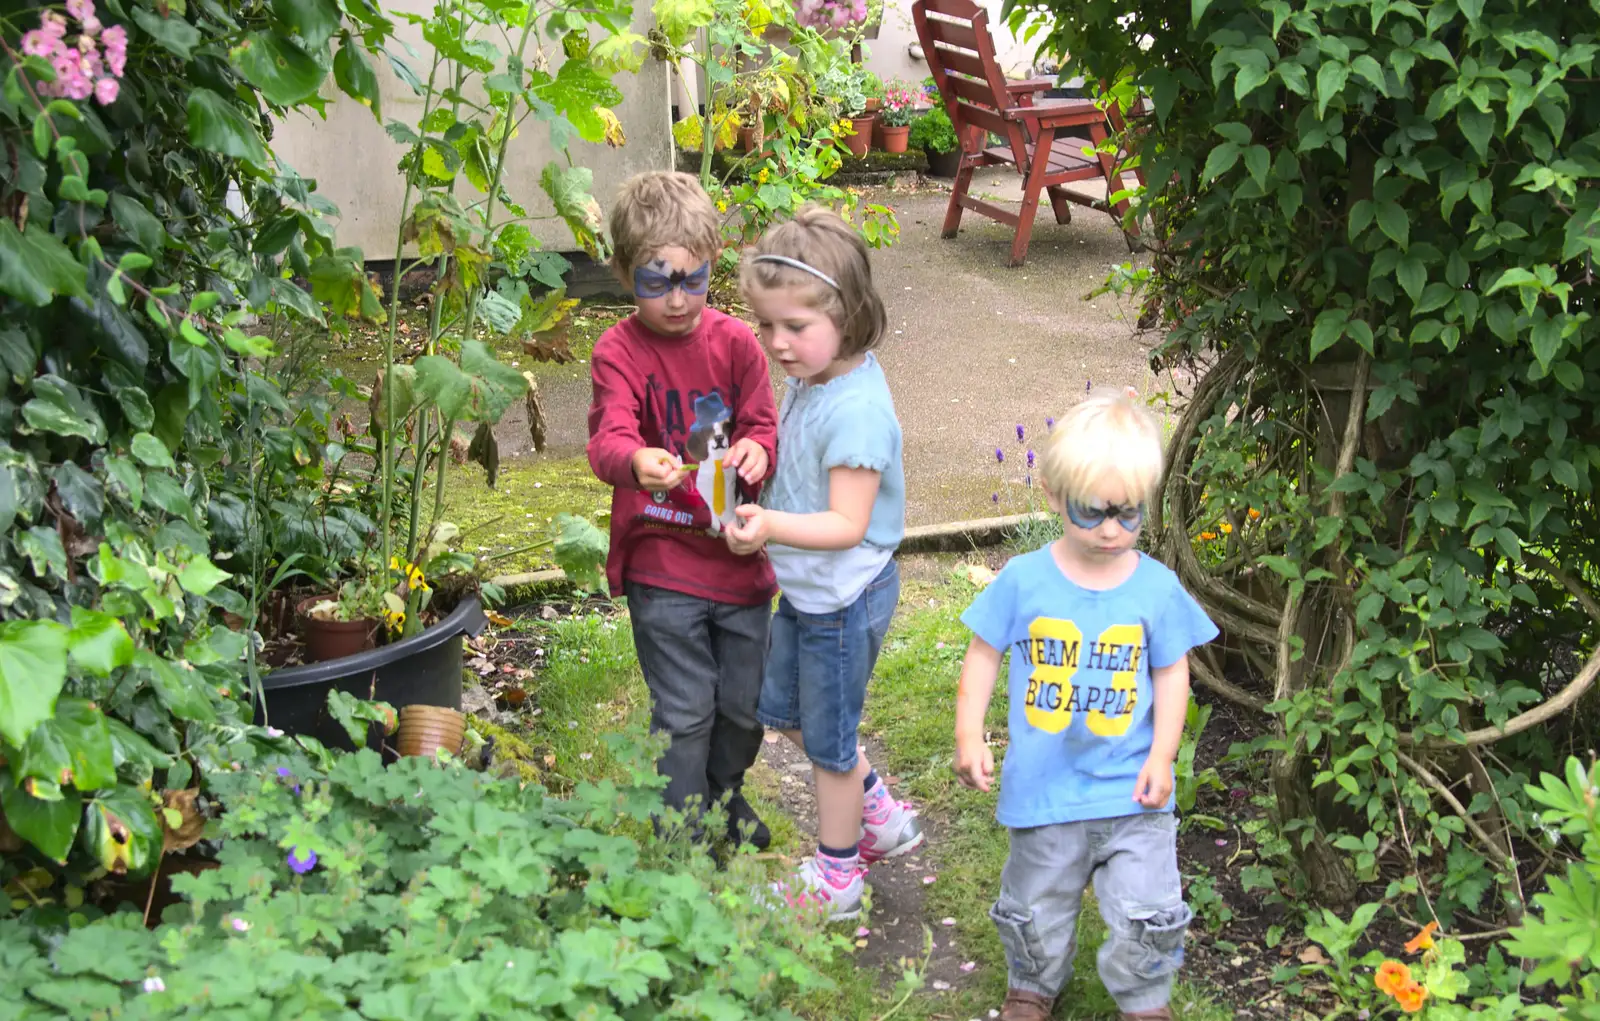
[1122,1008,1173,1020]
[999,988,1053,1021]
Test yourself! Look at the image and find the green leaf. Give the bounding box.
[1235,63,1270,100]
[176,555,231,596]
[1414,282,1454,314]
[131,6,202,60]
[20,698,116,791]
[81,785,162,878]
[16,526,68,581]
[1316,62,1349,117]
[1310,309,1349,359]
[334,41,382,120]
[1457,106,1493,160]
[652,0,714,46]
[231,30,329,107]
[0,772,81,864]
[68,608,134,678]
[539,165,606,259]
[145,473,194,520]
[273,0,341,49]
[1397,256,1426,302]
[130,432,175,470]
[187,89,270,165]
[0,619,69,748]
[0,221,88,306]
[551,512,609,594]
[110,195,166,254]
[1201,141,1240,182]
[1375,202,1409,248]
[23,374,106,443]
[104,454,143,510]
[136,651,216,723]
[1243,145,1270,188]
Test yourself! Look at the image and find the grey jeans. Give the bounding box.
[624,582,770,823]
[990,812,1193,1014]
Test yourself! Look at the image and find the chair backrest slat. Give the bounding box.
[920,0,981,16]
[945,72,1000,110]
[954,101,1009,136]
[932,44,986,81]
[920,15,982,52]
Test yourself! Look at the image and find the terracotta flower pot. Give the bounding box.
[880,124,910,153]
[844,114,874,158]
[396,704,467,758]
[297,595,378,663]
[865,97,881,112]
[737,126,774,158]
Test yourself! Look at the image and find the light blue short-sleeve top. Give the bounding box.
[763,354,905,612]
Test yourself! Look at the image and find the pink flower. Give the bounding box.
[102,24,127,53]
[21,30,58,57]
[53,51,78,78]
[76,33,96,53]
[62,73,93,101]
[67,0,95,21]
[41,12,69,38]
[107,50,126,77]
[81,15,102,36]
[94,76,119,105]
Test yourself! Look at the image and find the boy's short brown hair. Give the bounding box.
[738,205,887,359]
[608,171,722,281]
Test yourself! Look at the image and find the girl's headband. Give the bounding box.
[751,254,840,291]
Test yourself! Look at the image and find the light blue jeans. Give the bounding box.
[990,812,1192,1014]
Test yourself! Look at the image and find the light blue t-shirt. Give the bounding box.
[961,548,1218,829]
[762,353,905,613]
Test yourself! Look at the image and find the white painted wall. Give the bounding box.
[864,0,1041,87]
[271,0,672,260]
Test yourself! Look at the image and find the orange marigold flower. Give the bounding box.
[1405,921,1438,954]
[1374,960,1411,996]
[1198,531,1218,541]
[1220,522,1234,534]
[1394,980,1428,1013]
[1248,507,1261,519]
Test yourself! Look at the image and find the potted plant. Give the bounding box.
[298,575,389,663]
[877,79,918,153]
[910,103,962,177]
[862,70,885,112]
[819,64,874,157]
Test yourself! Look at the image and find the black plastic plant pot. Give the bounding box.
[925,148,962,179]
[254,596,488,751]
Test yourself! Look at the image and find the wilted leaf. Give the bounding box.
[160,788,206,853]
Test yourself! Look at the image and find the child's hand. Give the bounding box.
[724,437,769,484]
[724,504,770,555]
[632,448,689,492]
[953,736,995,792]
[1132,754,1175,808]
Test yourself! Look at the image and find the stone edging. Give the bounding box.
[489,510,1052,600]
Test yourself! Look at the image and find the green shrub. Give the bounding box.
[1006,0,1600,928]
[0,737,841,1019]
[908,104,958,154]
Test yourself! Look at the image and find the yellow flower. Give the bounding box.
[717,199,728,212]
[757,168,770,183]
[1219,522,1234,534]
[382,607,405,632]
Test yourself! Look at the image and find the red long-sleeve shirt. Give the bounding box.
[586,309,779,605]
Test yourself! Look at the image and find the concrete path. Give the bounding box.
[503,169,1157,527]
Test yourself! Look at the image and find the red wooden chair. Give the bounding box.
[912,0,1144,267]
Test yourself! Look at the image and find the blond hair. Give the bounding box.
[1039,389,1164,505]
[739,205,887,358]
[608,171,722,281]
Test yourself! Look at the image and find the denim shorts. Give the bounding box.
[757,559,900,773]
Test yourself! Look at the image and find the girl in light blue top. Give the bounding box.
[723,206,922,920]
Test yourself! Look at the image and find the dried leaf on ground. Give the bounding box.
[160,789,205,853]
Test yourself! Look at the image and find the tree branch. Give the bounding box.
[1191,651,1268,713]
[1395,748,1523,924]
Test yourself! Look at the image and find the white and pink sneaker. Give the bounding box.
[772,856,866,921]
[859,797,925,863]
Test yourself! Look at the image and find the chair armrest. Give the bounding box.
[1005,76,1057,95]
[1004,99,1103,126]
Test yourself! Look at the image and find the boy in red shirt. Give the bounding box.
[587,172,780,850]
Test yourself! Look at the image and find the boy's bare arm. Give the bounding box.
[1133,655,1192,807]
[954,637,1002,792]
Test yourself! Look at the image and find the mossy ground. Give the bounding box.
[433,460,610,576]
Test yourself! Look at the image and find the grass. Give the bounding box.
[496,565,1234,1021]
[437,460,610,575]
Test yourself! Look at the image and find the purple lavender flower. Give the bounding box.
[991,493,999,504]
[1046,416,1055,431]
[995,448,1004,463]
[1025,474,1032,487]
[287,847,317,874]
[1026,449,1035,469]
[276,767,292,779]
[1085,379,1092,391]
[1015,424,1024,443]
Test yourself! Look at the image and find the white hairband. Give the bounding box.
[751,254,840,291]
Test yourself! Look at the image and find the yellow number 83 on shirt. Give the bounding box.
[1021,619,1145,737]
